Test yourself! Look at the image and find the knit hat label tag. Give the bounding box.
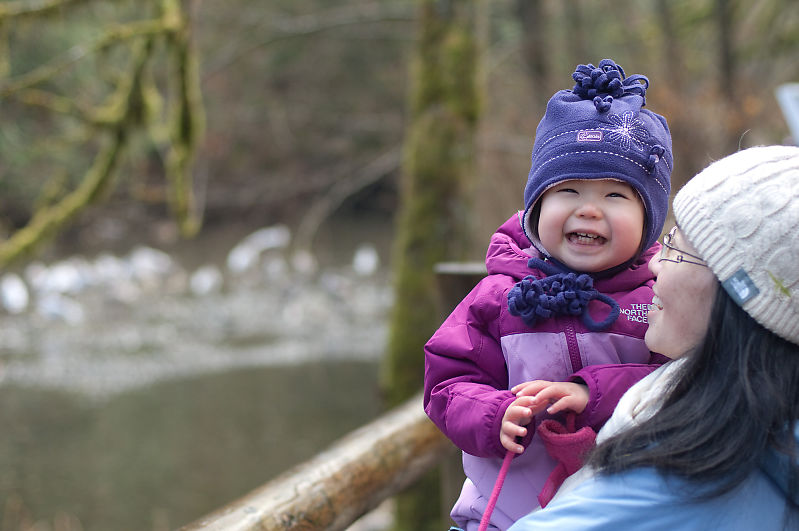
[722,268,760,306]
[577,130,603,142]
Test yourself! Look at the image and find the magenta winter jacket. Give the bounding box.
[423,212,663,530]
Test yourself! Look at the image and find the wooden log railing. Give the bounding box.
[178,392,453,531]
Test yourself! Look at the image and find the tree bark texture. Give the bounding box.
[382,2,480,529]
[516,0,551,105]
[383,0,479,408]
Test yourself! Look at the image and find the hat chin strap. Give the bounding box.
[508,257,621,331]
[520,207,549,255]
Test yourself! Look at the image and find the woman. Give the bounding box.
[508,145,799,530]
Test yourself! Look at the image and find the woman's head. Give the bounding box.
[645,145,799,360]
[671,145,799,348]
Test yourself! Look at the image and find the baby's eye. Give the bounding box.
[557,188,578,194]
[607,192,629,199]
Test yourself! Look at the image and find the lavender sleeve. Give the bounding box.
[423,277,516,458]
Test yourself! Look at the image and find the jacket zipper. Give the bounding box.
[565,319,583,373]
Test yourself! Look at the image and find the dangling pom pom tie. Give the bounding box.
[508,258,620,331]
[572,58,649,112]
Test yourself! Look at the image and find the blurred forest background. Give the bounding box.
[2,0,797,267]
[1,0,799,530]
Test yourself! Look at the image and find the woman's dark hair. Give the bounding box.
[588,285,799,499]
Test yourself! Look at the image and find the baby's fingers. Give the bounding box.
[529,384,568,404]
[500,422,527,453]
[504,402,534,424]
[512,380,553,397]
[544,393,587,415]
[544,396,574,415]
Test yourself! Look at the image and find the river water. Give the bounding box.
[0,217,394,530]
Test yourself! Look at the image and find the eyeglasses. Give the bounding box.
[659,226,708,267]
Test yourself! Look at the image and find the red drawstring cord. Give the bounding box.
[477,449,515,531]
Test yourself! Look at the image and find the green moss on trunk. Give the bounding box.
[384,0,479,405]
[383,1,480,529]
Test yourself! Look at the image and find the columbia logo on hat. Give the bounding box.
[577,130,603,142]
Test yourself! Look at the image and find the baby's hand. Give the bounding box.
[500,395,536,454]
[512,380,590,416]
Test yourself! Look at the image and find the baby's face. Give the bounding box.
[537,179,645,272]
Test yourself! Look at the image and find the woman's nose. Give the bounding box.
[648,251,661,276]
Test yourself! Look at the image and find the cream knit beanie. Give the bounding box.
[673,145,799,346]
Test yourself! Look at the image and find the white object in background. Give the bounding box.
[352,244,380,276]
[93,253,133,285]
[227,225,291,273]
[128,246,174,281]
[44,258,92,294]
[776,83,799,144]
[0,273,30,314]
[190,265,224,296]
[36,292,85,325]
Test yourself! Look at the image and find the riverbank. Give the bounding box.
[0,213,394,400]
[0,215,399,529]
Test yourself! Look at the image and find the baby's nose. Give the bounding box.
[575,202,602,218]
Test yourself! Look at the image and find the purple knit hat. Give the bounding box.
[522,59,673,257]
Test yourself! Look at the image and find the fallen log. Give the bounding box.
[179,392,453,531]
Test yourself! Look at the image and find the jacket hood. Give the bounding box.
[759,421,799,505]
[485,212,657,291]
[485,212,540,280]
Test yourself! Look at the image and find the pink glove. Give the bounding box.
[536,413,596,507]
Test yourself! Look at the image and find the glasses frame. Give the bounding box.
[659,227,708,267]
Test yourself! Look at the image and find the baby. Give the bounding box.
[424,59,672,531]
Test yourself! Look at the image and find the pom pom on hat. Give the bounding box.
[673,145,799,346]
[522,59,673,259]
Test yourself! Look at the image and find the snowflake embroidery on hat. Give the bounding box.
[601,111,649,152]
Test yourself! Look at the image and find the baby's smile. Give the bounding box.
[567,232,607,245]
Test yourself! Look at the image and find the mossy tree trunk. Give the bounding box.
[516,0,552,104]
[382,1,480,529]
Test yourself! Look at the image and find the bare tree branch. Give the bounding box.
[162,0,205,238]
[0,0,94,21]
[293,147,401,255]
[204,2,414,80]
[0,0,205,265]
[0,38,156,265]
[1,19,172,97]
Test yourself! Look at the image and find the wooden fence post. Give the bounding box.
[433,261,487,524]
